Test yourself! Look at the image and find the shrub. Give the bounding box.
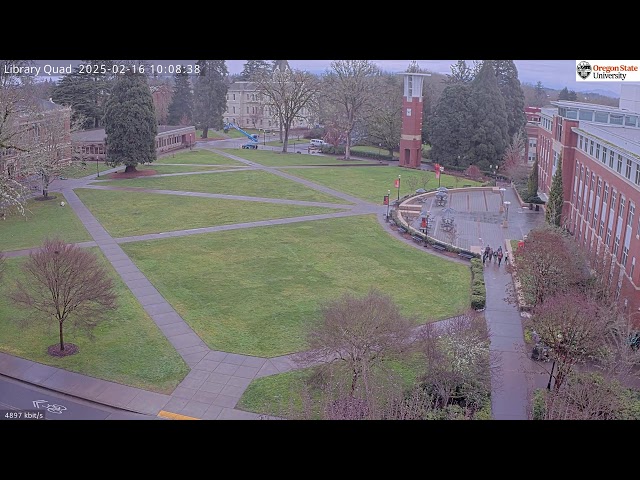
[471,294,486,310]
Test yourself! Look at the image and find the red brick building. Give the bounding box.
[535,84,640,317]
[151,84,172,125]
[524,106,541,165]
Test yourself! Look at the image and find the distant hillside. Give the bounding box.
[522,83,619,108]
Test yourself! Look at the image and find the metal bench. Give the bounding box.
[411,235,424,244]
[432,244,446,251]
[397,227,407,234]
[458,252,475,260]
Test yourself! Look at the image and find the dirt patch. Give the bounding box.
[104,169,158,179]
[34,195,58,201]
[47,343,79,357]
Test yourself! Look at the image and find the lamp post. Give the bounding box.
[96,157,99,178]
[499,187,506,212]
[263,129,266,146]
[502,201,511,228]
[387,189,391,220]
[490,164,498,186]
[547,360,556,390]
[397,175,401,201]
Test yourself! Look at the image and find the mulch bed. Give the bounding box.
[47,343,79,357]
[103,169,158,180]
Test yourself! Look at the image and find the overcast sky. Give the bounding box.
[30,59,639,97]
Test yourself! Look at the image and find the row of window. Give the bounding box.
[558,106,640,127]
[578,134,640,186]
[156,135,183,149]
[225,93,261,102]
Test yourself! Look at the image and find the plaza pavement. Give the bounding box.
[0,144,547,420]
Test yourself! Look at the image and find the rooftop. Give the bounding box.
[574,123,640,157]
[550,100,622,112]
[71,125,194,142]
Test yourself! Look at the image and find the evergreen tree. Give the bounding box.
[534,81,547,107]
[558,87,570,100]
[567,90,578,101]
[494,60,526,138]
[193,60,228,139]
[546,155,564,226]
[527,156,539,201]
[469,61,509,169]
[239,60,272,81]
[429,83,476,167]
[167,68,193,125]
[104,71,157,173]
[445,60,474,84]
[52,60,115,129]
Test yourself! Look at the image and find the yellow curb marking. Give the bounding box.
[158,410,199,420]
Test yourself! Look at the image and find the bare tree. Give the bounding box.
[295,289,415,399]
[502,130,526,171]
[255,69,320,153]
[417,313,495,417]
[529,289,612,392]
[513,225,589,306]
[366,74,402,157]
[11,238,117,356]
[322,60,379,160]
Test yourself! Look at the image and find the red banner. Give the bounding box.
[421,217,427,228]
[383,195,389,205]
[394,179,400,188]
[435,163,440,179]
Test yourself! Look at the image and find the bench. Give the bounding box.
[397,227,407,234]
[411,235,424,244]
[432,244,446,251]
[458,252,475,260]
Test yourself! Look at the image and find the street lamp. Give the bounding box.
[502,201,511,228]
[263,129,266,146]
[490,164,498,186]
[387,189,391,221]
[499,187,506,212]
[96,157,99,178]
[397,175,401,201]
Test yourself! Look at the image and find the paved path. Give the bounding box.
[0,147,546,420]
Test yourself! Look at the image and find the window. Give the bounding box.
[595,111,608,123]
[636,164,640,185]
[597,179,602,197]
[579,136,583,150]
[407,76,413,97]
[629,204,635,228]
[579,110,594,121]
[609,150,614,168]
[622,246,629,267]
[595,143,600,160]
[626,115,638,127]
[606,228,612,246]
[602,146,607,164]
[626,159,632,179]
[617,154,623,174]
[232,106,236,113]
[589,140,594,156]
[619,197,625,219]
[593,210,598,228]
[613,236,620,255]
[599,219,605,237]
[233,94,236,100]
[610,114,624,125]
[603,184,609,203]
[247,107,249,114]
[611,191,617,211]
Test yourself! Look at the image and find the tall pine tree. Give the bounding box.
[546,155,564,226]
[239,60,272,81]
[494,60,526,138]
[469,61,509,169]
[104,71,157,173]
[167,68,193,125]
[193,60,228,138]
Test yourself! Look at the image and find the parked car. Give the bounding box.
[310,139,328,147]
[242,143,258,149]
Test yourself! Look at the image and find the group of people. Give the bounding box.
[483,245,507,266]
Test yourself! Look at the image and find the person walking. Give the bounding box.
[505,252,510,265]
[488,247,493,263]
[497,248,503,266]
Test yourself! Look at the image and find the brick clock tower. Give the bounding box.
[399,72,431,169]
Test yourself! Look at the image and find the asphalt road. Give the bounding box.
[0,376,155,420]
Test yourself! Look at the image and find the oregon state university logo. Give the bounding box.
[577,61,592,80]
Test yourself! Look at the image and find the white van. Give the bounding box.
[310,139,327,147]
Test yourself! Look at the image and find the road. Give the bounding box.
[0,376,155,420]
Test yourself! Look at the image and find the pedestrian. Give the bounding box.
[497,249,503,266]
[488,247,493,262]
[505,252,510,265]
[482,251,487,265]
[493,249,498,262]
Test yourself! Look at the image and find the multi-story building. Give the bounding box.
[535,84,640,316]
[223,81,314,131]
[524,106,541,165]
[0,98,72,177]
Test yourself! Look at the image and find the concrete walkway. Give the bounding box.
[0,148,545,419]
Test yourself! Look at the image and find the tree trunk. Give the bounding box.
[351,370,359,397]
[201,126,209,139]
[42,174,49,198]
[59,321,64,351]
[124,165,137,173]
[345,134,352,160]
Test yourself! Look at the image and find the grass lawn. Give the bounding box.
[122,215,471,357]
[352,145,398,158]
[195,129,227,140]
[74,188,345,238]
[282,166,482,203]
[95,170,348,204]
[60,162,113,178]
[0,251,189,394]
[0,192,92,252]
[155,150,245,166]
[221,148,374,167]
[237,354,425,418]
